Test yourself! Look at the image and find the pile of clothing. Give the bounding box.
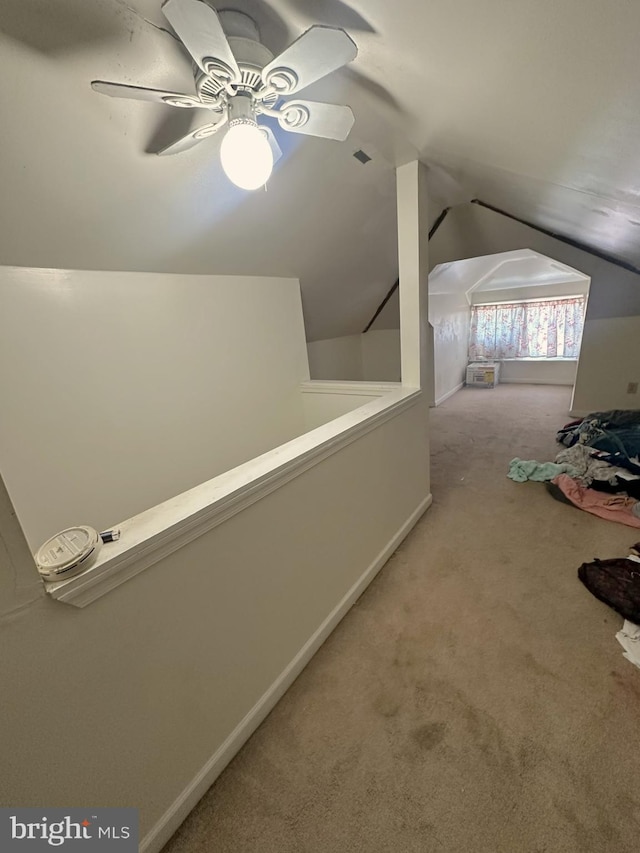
[507,408,640,528]
[557,409,640,462]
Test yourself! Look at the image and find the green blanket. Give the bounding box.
[508,457,579,483]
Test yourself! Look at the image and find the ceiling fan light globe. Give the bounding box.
[220,122,274,190]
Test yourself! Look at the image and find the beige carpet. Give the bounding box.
[163,385,640,853]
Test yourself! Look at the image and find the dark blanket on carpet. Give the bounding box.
[578,557,640,623]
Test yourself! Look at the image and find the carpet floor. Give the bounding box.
[163,384,640,853]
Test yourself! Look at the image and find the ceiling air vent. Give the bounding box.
[353,149,372,164]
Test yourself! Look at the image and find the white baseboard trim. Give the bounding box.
[435,383,464,407]
[140,492,433,853]
[499,378,575,386]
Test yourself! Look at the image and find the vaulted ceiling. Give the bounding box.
[1,0,639,341]
[429,251,589,297]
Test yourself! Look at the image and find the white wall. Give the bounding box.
[0,472,41,615]
[429,292,470,404]
[500,360,577,386]
[362,330,401,381]
[306,335,363,381]
[307,330,401,383]
[0,267,310,549]
[301,388,380,431]
[571,317,640,413]
[429,204,640,412]
[0,388,430,852]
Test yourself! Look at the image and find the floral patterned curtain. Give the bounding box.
[469,297,586,360]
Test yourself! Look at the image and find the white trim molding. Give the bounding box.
[300,380,401,396]
[46,386,422,607]
[139,493,432,853]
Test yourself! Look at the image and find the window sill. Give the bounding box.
[497,358,578,362]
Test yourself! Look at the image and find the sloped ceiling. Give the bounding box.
[429,250,589,296]
[1,0,639,341]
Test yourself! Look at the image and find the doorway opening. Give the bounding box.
[428,249,590,409]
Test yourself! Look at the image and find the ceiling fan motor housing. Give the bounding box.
[196,11,277,107]
[227,91,258,128]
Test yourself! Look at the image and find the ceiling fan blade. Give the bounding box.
[261,26,357,95]
[157,115,228,155]
[262,126,282,165]
[278,100,355,141]
[162,0,241,82]
[91,80,205,108]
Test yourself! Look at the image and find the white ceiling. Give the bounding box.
[484,258,583,291]
[429,249,589,297]
[2,0,639,340]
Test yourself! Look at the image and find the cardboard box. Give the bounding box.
[466,362,500,388]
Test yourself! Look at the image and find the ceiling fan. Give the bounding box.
[92,0,358,190]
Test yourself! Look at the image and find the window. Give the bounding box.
[469,296,586,360]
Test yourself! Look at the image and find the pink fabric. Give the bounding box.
[552,474,640,528]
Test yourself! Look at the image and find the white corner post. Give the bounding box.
[0,472,42,616]
[396,160,430,390]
